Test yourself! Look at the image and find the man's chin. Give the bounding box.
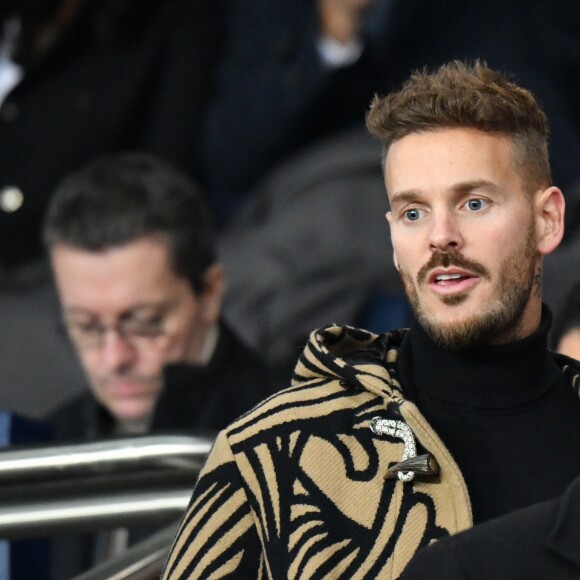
[417,301,527,351]
[418,298,479,328]
[110,401,154,425]
[96,391,155,424]
[416,308,493,351]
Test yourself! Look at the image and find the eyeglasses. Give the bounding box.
[64,306,172,350]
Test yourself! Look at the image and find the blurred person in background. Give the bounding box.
[200,0,384,225]
[0,0,217,272]
[43,152,272,578]
[0,0,219,418]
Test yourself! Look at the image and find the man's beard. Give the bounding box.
[399,217,538,351]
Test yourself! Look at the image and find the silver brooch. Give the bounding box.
[370,417,417,482]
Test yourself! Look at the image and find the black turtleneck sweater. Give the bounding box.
[396,308,580,524]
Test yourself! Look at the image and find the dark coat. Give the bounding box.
[400,474,580,580]
[46,322,273,579]
[0,0,218,271]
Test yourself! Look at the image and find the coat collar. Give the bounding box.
[292,324,407,401]
[295,323,580,405]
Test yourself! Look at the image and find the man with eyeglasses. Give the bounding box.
[42,152,272,578]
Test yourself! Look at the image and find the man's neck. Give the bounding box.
[198,323,219,366]
[398,305,557,408]
[114,415,150,436]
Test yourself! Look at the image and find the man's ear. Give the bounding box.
[535,186,565,255]
[393,251,400,271]
[200,263,225,324]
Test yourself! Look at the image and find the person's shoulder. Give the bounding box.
[214,321,273,392]
[221,373,368,440]
[45,391,93,440]
[46,392,85,422]
[217,322,407,442]
[219,322,268,371]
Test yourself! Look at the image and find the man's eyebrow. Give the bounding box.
[64,301,171,317]
[388,190,423,206]
[389,180,501,206]
[451,179,500,196]
[63,307,94,317]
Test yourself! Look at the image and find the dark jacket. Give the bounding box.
[0,0,218,272]
[400,474,580,580]
[46,322,272,579]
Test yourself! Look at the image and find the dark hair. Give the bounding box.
[550,281,580,351]
[366,60,551,194]
[43,152,216,294]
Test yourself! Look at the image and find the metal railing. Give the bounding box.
[0,434,213,579]
[0,435,212,483]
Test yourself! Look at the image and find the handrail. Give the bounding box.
[0,435,213,482]
[0,488,191,539]
[0,435,212,538]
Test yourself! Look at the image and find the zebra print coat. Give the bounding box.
[161,324,580,579]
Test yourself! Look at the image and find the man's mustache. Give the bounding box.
[417,251,490,284]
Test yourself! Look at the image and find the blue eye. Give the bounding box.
[404,208,422,222]
[466,199,486,211]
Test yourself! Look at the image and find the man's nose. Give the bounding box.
[428,211,463,252]
[100,330,136,372]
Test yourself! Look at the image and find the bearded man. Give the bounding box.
[161,61,580,579]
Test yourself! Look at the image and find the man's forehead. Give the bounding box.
[52,238,190,316]
[384,129,520,199]
[52,237,180,283]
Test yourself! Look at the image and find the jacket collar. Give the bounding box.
[294,323,580,405]
[292,324,407,400]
